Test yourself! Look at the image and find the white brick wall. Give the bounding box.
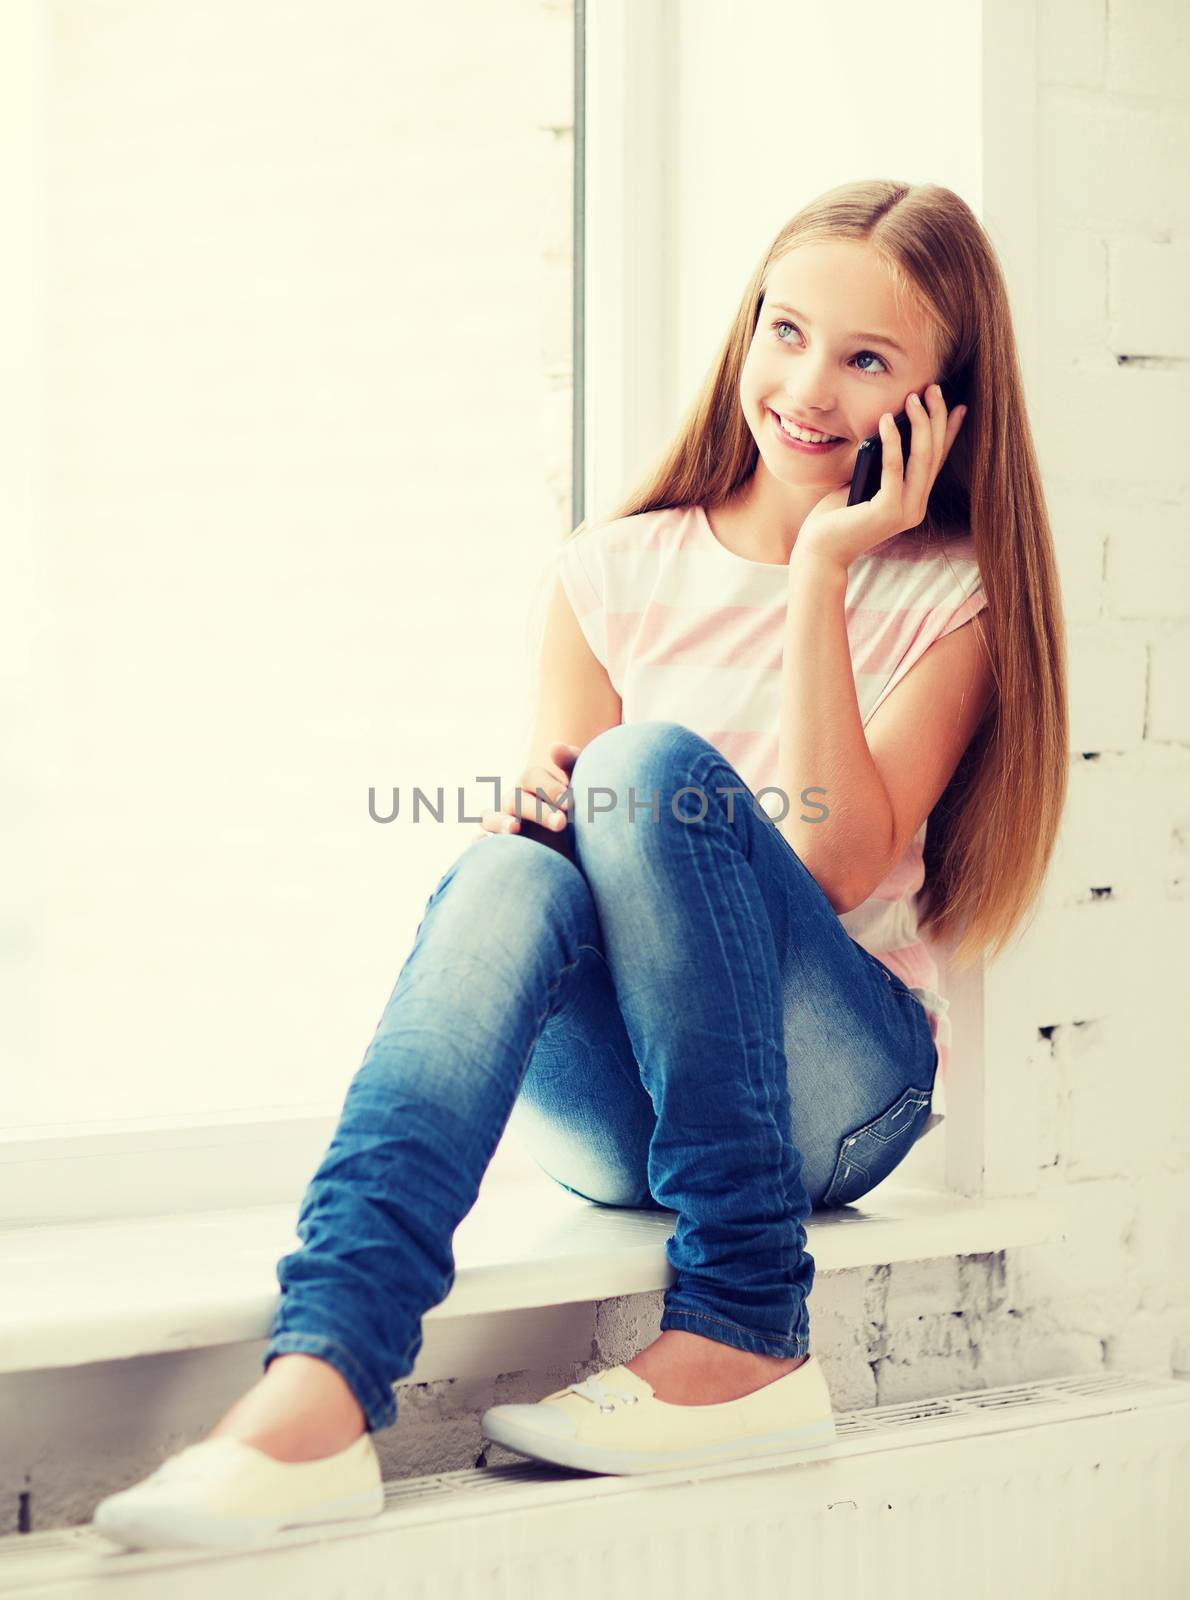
[927,0,1190,1395]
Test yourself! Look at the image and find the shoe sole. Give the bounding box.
[482,1414,837,1475]
[93,1483,385,1550]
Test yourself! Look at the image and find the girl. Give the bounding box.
[93,179,1068,1549]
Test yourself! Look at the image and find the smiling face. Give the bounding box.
[740,238,941,491]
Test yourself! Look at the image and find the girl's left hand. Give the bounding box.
[795,385,968,570]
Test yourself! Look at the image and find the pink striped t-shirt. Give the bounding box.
[553,501,987,1136]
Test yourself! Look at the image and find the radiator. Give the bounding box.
[3,1369,1187,1599]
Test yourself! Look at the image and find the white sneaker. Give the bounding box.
[91,1432,385,1550]
[482,1354,837,1475]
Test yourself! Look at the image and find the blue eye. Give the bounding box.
[770,319,888,377]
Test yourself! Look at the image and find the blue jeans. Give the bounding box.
[263,722,938,1433]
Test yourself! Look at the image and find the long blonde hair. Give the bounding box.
[560,179,1068,974]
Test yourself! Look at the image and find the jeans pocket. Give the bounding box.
[821,1083,933,1209]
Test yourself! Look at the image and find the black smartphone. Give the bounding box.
[846,368,970,507]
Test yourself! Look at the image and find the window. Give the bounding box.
[10,1,1029,1224]
[8,2,578,1220]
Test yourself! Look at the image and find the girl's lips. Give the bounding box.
[769,409,847,453]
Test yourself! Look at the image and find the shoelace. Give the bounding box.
[565,1374,642,1414]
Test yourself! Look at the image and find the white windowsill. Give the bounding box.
[0,1161,1066,1380]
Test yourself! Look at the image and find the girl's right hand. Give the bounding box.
[472,740,581,845]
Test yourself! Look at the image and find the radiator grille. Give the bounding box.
[3,1370,1187,1599]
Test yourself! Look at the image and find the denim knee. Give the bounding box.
[571,721,724,831]
[433,825,584,905]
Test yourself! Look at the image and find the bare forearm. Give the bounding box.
[776,547,895,911]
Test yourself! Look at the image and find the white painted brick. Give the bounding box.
[1046,485,1111,622]
[1128,1174,1190,1312]
[1032,1028,1065,1181]
[982,976,1067,1066]
[875,1329,973,1398]
[814,1262,870,1324]
[808,1275,882,1410]
[1148,630,1190,741]
[1039,0,1107,88]
[955,1253,1013,1324]
[1039,94,1190,234]
[876,1309,977,1393]
[984,1023,1061,1196]
[974,1327,1107,1388]
[1066,622,1149,750]
[1037,225,1107,366]
[1173,1328,1190,1377]
[1166,762,1190,898]
[1106,1317,1187,1375]
[1045,754,1151,901]
[1012,1178,1143,1330]
[1063,1017,1153,1178]
[944,1267,1074,1388]
[592,1291,668,1361]
[1110,240,1190,358]
[986,896,1150,1027]
[1107,0,1190,101]
[1035,355,1187,494]
[1098,900,1190,1020]
[1114,748,1190,895]
[886,1255,963,1325]
[1104,501,1190,618]
[806,1273,870,1354]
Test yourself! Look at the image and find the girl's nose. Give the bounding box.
[785,379,837,411]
